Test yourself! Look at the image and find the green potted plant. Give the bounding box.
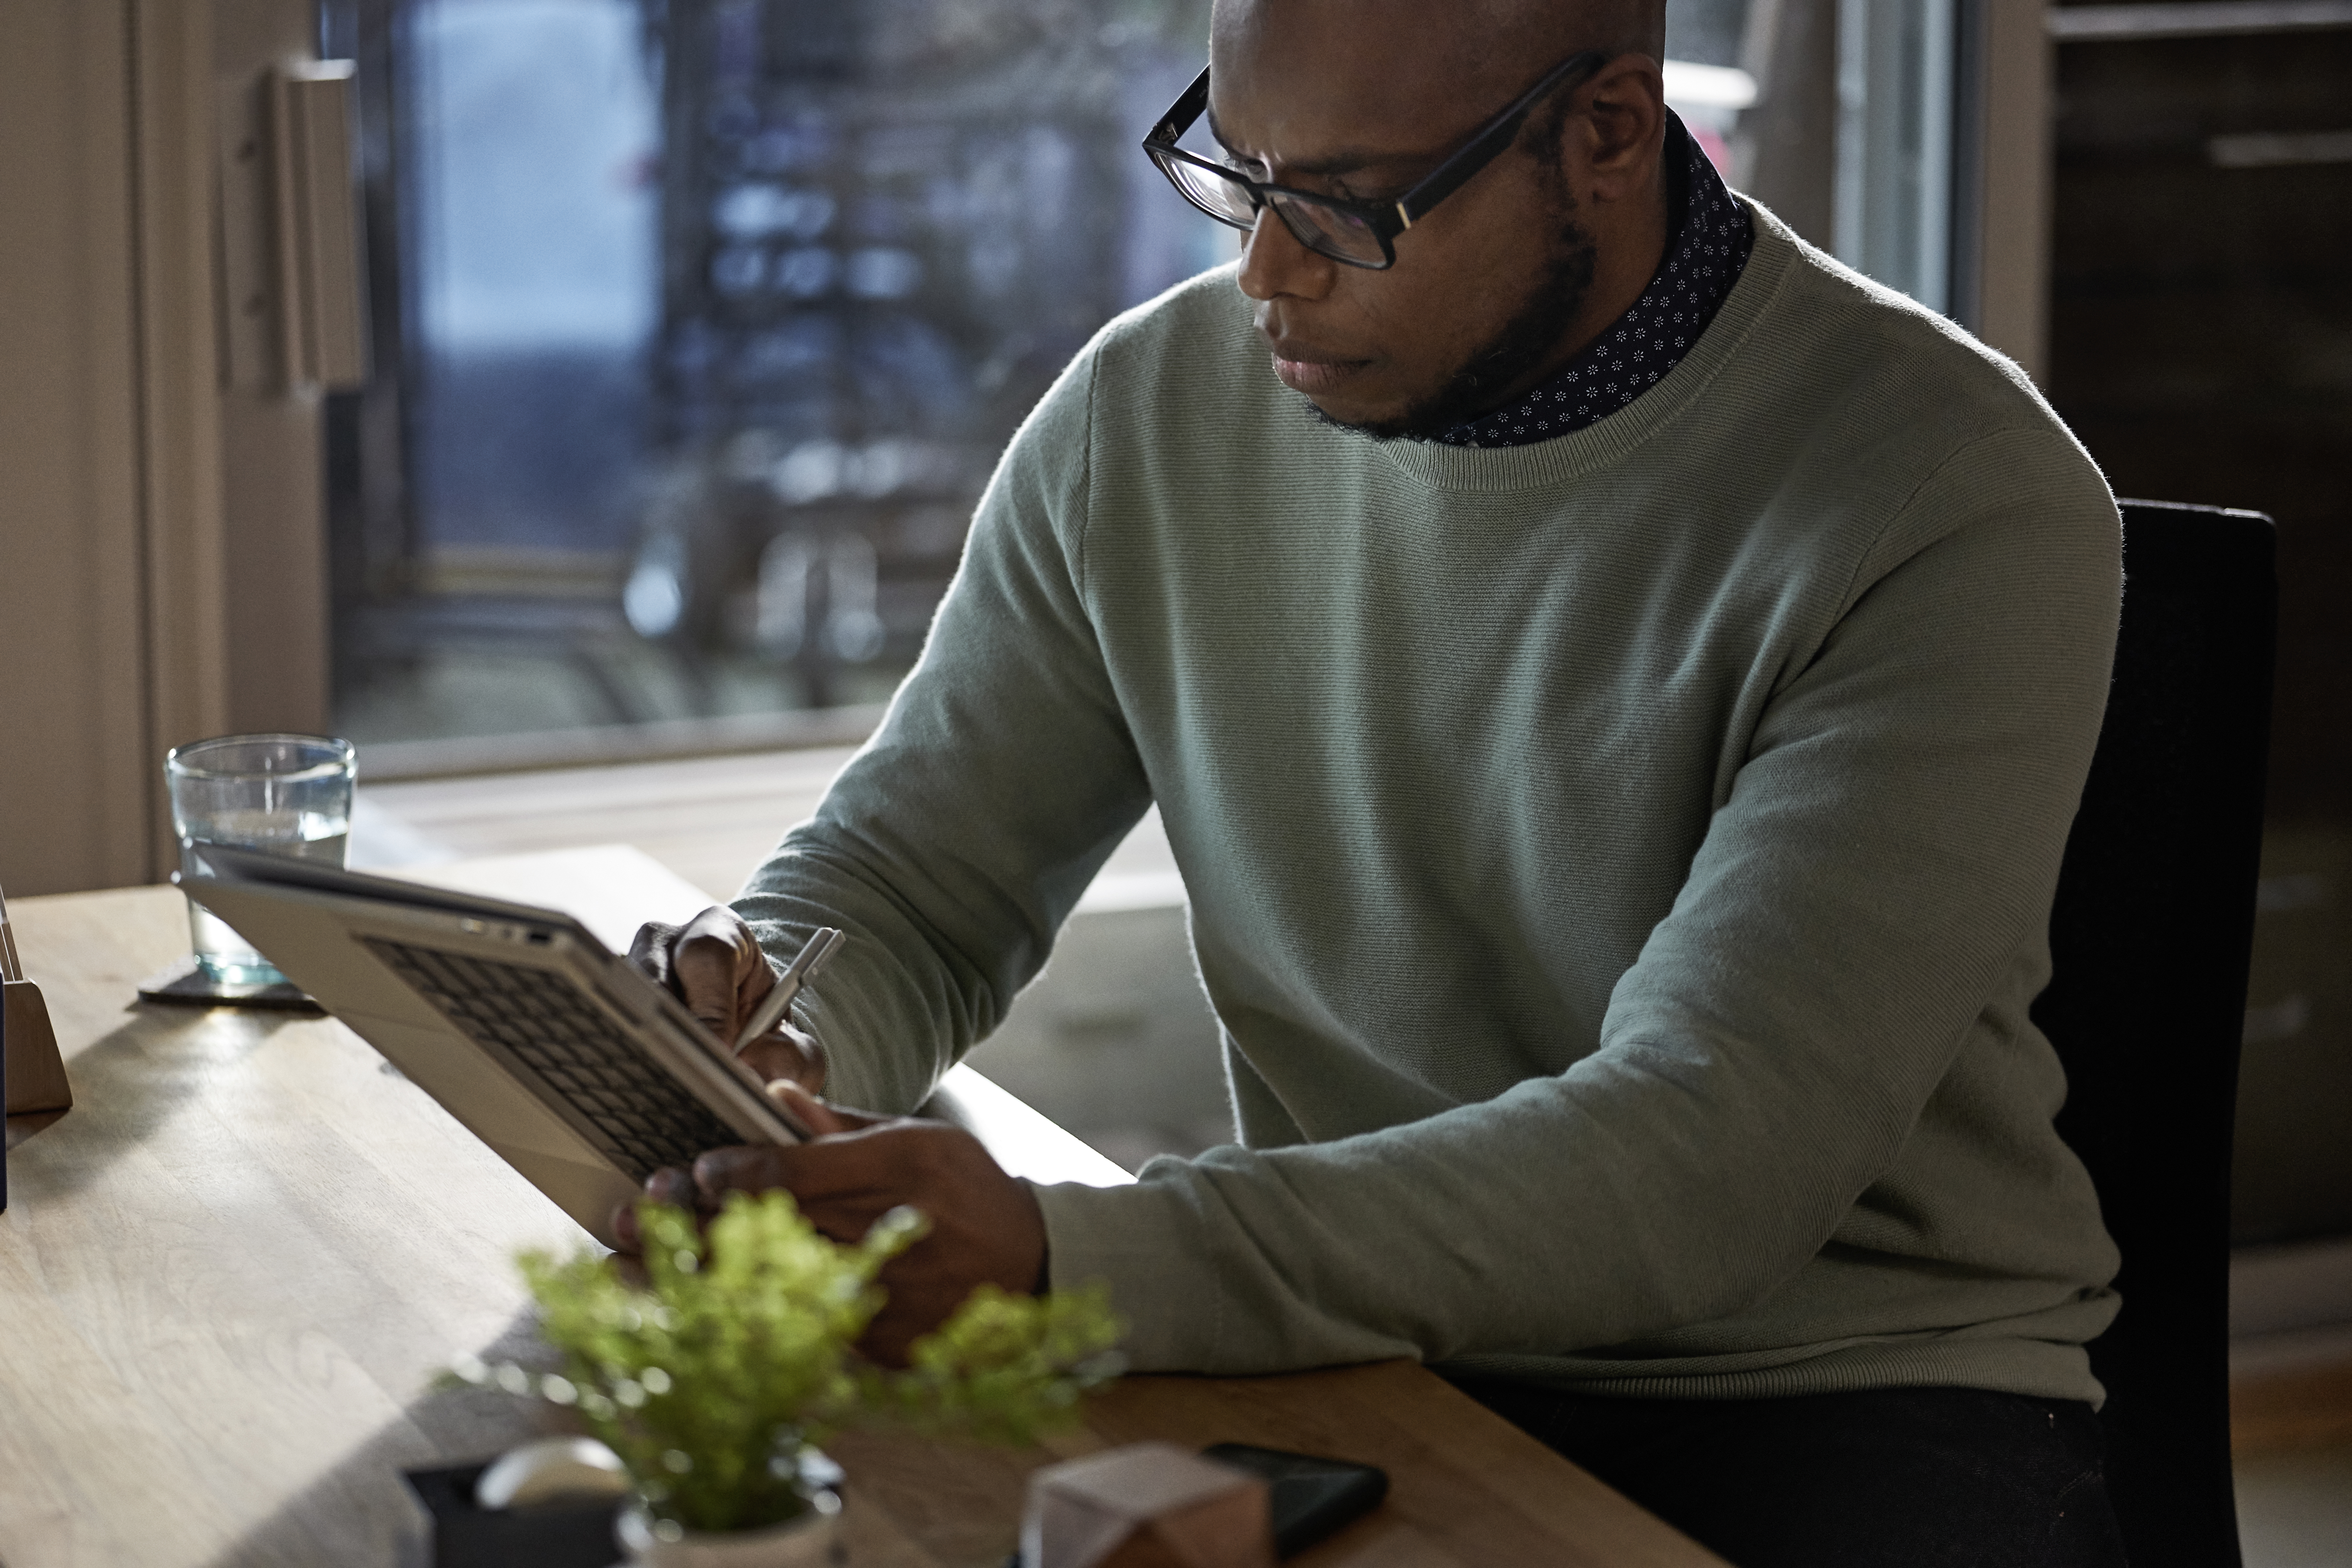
[450,1191,1122,1566]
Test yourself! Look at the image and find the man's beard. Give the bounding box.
[1309,214,1600,444]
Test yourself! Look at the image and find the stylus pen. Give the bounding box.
[731,926,845,1054]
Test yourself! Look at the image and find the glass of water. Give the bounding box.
[165,734,356,987]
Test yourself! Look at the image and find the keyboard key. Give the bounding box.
[363,937,738,1179]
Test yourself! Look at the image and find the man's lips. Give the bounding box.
[1267,343,1371,395]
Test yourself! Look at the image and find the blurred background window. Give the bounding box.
[322,0,1963,764]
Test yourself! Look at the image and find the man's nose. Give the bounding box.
[1236,205,1335,303]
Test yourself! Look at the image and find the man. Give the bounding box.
[624,1,2129,1560]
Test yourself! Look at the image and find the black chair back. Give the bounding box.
[2032,499,2276,1568]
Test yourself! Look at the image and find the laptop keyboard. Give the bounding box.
[362,936,741,1181]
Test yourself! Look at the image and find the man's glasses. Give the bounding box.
[1141,51,1606,270]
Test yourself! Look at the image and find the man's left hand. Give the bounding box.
[613,1083,1049,1364]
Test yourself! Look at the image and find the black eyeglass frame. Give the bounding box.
[1141,50,1609,270]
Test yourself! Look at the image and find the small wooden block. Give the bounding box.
[4,979,72,1115]
[1022,1442,1275,1568]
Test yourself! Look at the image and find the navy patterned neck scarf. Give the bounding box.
[1435,114,1754,449]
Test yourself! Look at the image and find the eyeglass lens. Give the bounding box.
[1155,152,1259,226]
[1151,151,1387,266]
[1266,191,1383,264]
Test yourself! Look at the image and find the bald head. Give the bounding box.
[1211,0,1665,129]
[1449,0,1667,80]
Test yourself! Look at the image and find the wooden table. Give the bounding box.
[0,848,1720,1568]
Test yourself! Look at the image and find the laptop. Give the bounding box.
[181,842,809,1246]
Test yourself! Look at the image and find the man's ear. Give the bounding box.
[1570,53,1666,205]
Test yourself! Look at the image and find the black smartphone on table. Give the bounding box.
[1202,1444,1389,1557]
[1001,1443,1387,1565]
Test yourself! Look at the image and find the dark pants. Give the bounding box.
[1445,1379,2130,1568]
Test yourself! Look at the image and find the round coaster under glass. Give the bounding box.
[137,954,324,1014]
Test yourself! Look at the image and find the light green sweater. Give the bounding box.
[735,202,2125,1403]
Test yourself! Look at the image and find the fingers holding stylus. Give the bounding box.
[678,906,776,1040]
[627,907,832,1093]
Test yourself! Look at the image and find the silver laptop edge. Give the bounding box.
[182,844,805,1247]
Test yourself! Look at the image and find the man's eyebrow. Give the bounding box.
[1203,108,1408,180]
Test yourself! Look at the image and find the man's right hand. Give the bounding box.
[628,905,826,1094]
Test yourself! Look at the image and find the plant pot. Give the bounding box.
[615,1491,843,1567]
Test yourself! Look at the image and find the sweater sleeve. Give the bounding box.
[731,340,1154,1114]
[1031,426,2123,1372]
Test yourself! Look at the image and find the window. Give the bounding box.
[326,0,1961,762]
